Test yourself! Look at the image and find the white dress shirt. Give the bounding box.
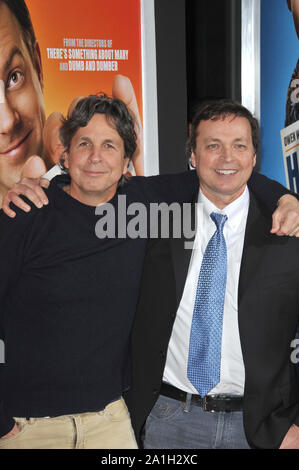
[163,186,250,396]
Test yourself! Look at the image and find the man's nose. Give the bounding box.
[88,148,103,163]
[220,145,234,162]
[0,96,19,135]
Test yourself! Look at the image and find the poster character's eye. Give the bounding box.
[7,70,24,89]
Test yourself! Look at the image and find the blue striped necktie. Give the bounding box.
[187,212,228,397]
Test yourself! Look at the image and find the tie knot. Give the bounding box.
[210,212,227,231]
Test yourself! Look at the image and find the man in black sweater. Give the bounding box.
[1,95,299,449]
[0,93,204,449]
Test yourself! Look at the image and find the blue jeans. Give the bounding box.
[142,394,250,449]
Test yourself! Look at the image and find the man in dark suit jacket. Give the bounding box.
[125,100,299,449]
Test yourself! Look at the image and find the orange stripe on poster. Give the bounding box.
[287,144,299,152]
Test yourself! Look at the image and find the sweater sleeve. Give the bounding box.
[131,169,298,209]
[0,204,37,437]
[248,171,299,211]
[130,170,199,204]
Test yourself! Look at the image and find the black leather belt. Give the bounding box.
[160,383,243,412]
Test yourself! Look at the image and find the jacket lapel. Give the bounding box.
[170,201,196,308]
[238,192,272,305]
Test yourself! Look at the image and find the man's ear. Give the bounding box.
[34,41,44,90]
[123,157,130,174]
[253,153,257,168]
[63,151,69,169]
[190,151,197,169]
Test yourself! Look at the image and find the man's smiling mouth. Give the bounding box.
[215,169,238,175]
[0,131,32,157]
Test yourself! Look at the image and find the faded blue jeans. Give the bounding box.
[142,394,250,449]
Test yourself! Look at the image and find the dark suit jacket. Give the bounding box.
[124,192,299,449]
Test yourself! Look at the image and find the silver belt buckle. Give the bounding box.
[202,395,216,412]
[202,396,208,411]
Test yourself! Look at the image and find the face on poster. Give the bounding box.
[0,0,143,204]
[285,0,299,127]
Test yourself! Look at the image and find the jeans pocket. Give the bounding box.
[149,395,183,421]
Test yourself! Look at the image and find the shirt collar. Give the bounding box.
[197,186,250,233]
